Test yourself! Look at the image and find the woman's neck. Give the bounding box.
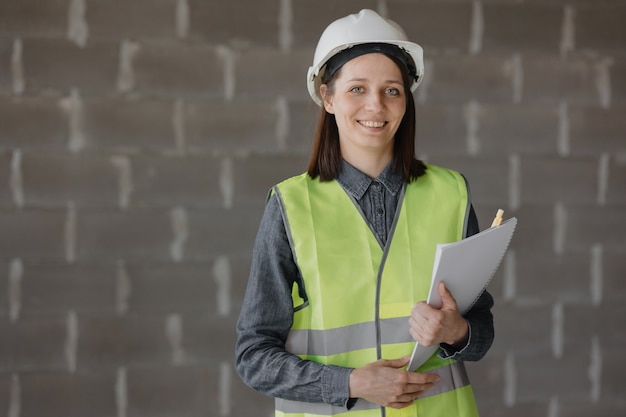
[341,149,392,179]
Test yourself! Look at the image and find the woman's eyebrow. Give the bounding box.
[346,77,403,84]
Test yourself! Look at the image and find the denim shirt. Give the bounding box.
[235,161,494,408]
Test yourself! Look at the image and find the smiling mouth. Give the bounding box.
[359,120,386,128]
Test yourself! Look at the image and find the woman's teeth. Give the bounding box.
[360,121,385,128]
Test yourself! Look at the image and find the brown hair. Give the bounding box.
[307,54,427,183]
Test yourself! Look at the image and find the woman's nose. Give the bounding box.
[364,92,384,110]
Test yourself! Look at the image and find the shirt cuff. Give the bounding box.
[321,365,353,407]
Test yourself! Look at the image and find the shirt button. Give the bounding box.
[372,181,381,190]
[376,208,384,216]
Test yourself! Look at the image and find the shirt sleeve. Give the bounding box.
[235,194,353,407]
[438,204,495,361]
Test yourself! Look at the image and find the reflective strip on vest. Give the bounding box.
[276,361,471,415]
[286,317,412,357]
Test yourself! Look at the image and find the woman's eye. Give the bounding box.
[386,88,400,95]
[350,86,363,93]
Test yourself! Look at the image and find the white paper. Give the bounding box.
[406,217,517,372]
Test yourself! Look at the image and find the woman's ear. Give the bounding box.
[320,84,334,114]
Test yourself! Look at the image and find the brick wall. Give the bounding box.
[0,0,624,416]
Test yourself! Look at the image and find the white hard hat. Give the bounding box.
[307,9,425,106]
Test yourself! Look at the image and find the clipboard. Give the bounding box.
[406,217,517,372]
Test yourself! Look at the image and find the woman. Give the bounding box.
[236,9,494,417]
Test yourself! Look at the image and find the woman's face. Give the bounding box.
[320,53,407,161]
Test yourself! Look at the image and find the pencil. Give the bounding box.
[491,209,504,227]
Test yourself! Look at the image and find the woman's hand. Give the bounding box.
[409,282,469,347]
[349,356,440,409]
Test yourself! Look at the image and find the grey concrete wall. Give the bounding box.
[0,0,625,416]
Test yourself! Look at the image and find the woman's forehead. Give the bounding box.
[335,53,404,81]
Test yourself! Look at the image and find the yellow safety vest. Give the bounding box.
[273,164,480,417]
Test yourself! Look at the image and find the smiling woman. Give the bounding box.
[307,39,425,183]
[235,8,494,417]
[319,53,407,178]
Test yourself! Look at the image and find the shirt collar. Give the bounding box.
[337,159,403,200]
